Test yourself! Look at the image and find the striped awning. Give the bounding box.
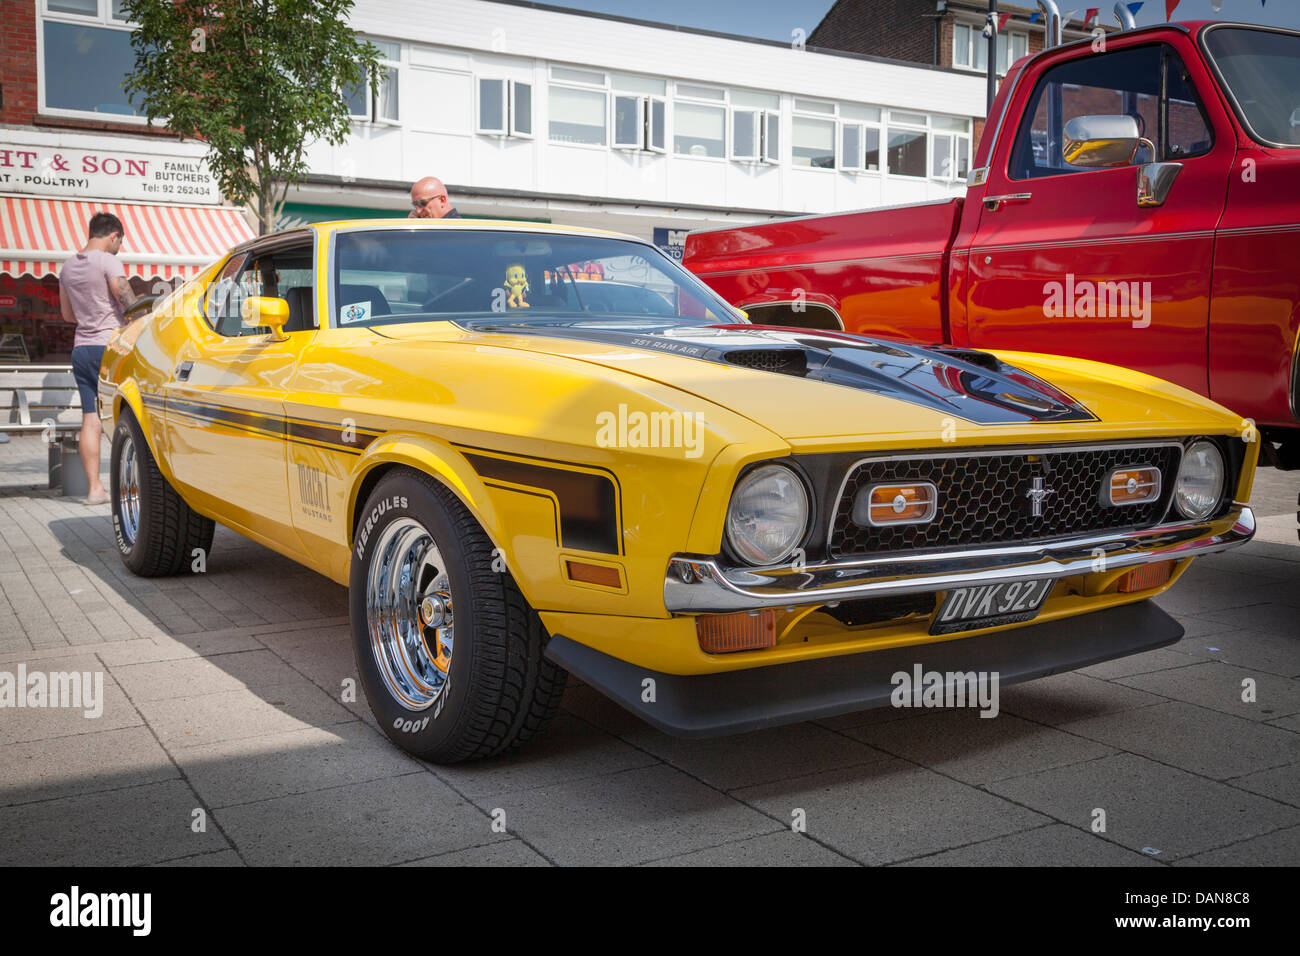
[0,196,254,280]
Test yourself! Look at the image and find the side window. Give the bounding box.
[203,245,314,337]
[203,254,247,335]
[1009,44,1213,180]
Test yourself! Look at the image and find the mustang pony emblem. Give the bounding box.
[1026,476,1056,517]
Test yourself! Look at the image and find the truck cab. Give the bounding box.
[685,19,1300,468]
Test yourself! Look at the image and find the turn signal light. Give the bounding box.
[1107,466,1161,506]
[697,609,778,653]
[1117,561,1174,593]
[855,481,938,526]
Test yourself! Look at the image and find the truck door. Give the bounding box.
[966,38,1234,395]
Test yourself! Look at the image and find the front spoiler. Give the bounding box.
[545,600,1185,738]
[664,507,1255,614]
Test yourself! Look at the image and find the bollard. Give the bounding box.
[59,435,90,498]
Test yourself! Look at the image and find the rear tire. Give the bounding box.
[350,469,567,763]
[110,408,215,577]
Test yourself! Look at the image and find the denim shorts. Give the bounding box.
[70,345,106,416]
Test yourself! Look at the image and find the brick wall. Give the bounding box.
[810,0,942,64]
[0,0,38,124]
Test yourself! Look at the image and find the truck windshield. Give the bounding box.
[1204,27,1300,146]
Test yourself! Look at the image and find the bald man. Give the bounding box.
[408,177,462,219]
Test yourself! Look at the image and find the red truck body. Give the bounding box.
[684,21,1300,462]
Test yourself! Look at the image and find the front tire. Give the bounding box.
[110,408,215,577]
[350,469,567,763]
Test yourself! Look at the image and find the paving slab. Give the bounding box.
[843,709,1115,785]
[895,823,1162,866]
[733,758,1048,866]
[478,763,783,866]
[0,779,228,866]
[0,725,177,807]
[1117,661,1300,722]
[213,772,504,866]
[987,752,1300,861]
[1059,700,1300,780]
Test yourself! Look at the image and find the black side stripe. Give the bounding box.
[144,394,383,454]
[467,453,621,555]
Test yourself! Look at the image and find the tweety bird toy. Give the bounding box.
[504,263,530,308]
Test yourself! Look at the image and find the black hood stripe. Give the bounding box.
[470,322,1099,425]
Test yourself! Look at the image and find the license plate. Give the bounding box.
[930,578,1054,635]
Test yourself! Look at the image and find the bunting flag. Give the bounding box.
[1165,0,1180,21]
[1085,7,1099,24]
[1211,0,1222,11]
[1127,1,1144,14]
[998,11,1013,31]
[1063,8,1079,21]
[1029,11,1042,22]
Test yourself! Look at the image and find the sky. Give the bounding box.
[536,0,1300,44]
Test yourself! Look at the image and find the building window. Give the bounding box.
[674,102,725,158]
[931,115,971,181]
[839,104,882,173]
[550,85,607,145]
[954,22,1028,75]
[40,1,141,118]
[887,111,928,178]
[729,90,779,164]
[478,78,532,137]
[346,39,401,124]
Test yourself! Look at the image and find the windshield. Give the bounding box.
[1204,26,1300,146]
[330,229,742,329]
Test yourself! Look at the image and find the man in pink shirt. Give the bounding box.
[60,212,134,505]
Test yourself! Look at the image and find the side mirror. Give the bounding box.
[1062,114,1144,168]
[241,295,290,341]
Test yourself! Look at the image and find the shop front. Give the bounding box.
[0,129,254,362]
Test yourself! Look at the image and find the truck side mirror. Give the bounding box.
[241,295,290,342]
[1062,114,1145,168]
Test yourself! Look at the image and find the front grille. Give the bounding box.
[829,443,1184,557]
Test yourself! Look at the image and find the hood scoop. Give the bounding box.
[722,349,810,377]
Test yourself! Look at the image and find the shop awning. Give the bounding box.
[0,197,254,281]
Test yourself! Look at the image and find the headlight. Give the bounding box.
[1173,440,1225,520]
[725,464,810,566]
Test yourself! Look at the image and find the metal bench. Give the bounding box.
[1,365,87,491]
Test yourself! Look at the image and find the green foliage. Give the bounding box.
[121,0,381,233]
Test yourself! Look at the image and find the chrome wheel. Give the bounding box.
[366,517,454,711]
[117,431,140,546]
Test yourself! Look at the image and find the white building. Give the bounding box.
[289,0,988,250]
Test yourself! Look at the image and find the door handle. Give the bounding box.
[982,192,1033,211]
[174,361,193,381]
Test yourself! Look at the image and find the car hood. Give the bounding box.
[376,322,1240,442]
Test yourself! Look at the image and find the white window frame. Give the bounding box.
[884,110,929,180]
[729,108,760,162]
[612,94,644,150]
[762,111,780,164]
[791,99,838,172]
[646,97,667,153]
[477,78,532,138]
[840,122,865,172]
[508,80,533,138]
[38,0,148,124]
[672,85,728,161]
[548,66,609,149]
[931,130,972,182]
[952,18,1028,77]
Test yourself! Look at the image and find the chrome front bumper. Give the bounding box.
[663,506,1255,614]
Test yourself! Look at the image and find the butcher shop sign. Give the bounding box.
[0,139,220,204]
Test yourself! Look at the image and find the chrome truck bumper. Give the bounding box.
[663,506,1255,614]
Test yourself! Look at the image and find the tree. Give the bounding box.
[121,0,381,234]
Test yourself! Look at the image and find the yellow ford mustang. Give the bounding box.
[99,219,1257,762]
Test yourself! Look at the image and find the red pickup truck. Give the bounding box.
[684,19,1300,469]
